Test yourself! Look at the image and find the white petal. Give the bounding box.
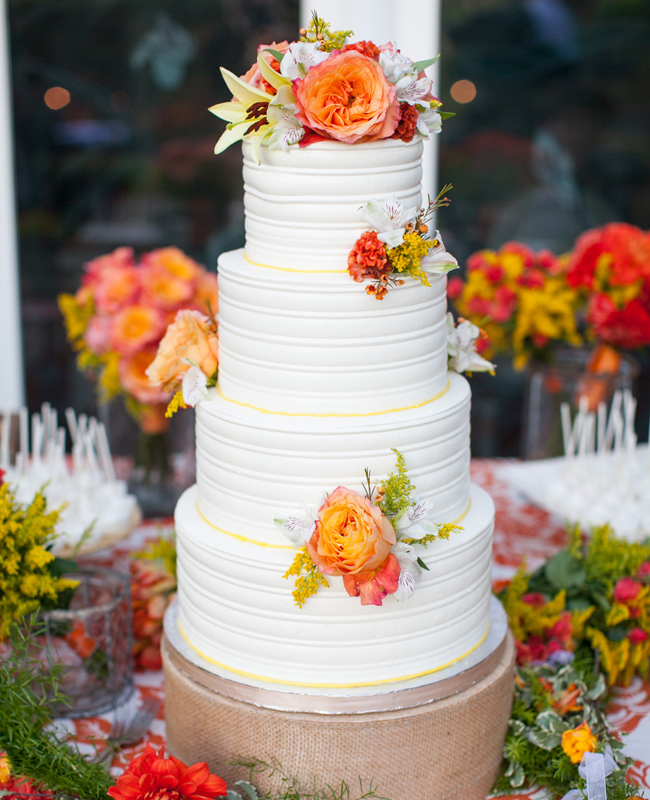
[181,366,210,407]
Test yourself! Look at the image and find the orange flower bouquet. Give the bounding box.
[58,247,218,510]
[59,246,218,433]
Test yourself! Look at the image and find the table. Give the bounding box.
[69,461,650,794]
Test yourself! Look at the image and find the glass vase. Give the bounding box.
[39,567,133,718]
[521,348,639,460]
[100,398,195,517]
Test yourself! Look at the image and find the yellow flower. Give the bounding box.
[387,233,432,286]
[0,753,10,781]
[561,722,598,764]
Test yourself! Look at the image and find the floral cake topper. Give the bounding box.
[276,450,461,607]
[209,12,453,164]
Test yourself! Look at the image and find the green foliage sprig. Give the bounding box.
[228,757,390,800]
[0,619,114,798]
[283,548,329,608]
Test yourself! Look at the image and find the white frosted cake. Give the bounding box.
[174,137,496,690]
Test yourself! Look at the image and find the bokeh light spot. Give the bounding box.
[44,87,70,110]
[450,80,477,104]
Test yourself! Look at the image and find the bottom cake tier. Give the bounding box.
[175,482,495,690]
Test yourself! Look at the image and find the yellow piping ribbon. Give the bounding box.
[216,380,450,418]
[179,619,490,689]
[195,496,472,551]
[243,251,347,274]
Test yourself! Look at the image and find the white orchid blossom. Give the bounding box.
[274,495,326,546]
[181,362,210,407]
[363,195,418,249]
[379,45,418,86]
[419,231,458,274]
[395,74,434,105]
[393,499,443,541]
[446,313,496,374]
[280,41,329,80]
[391,542,421,602]
[266,85,304,151]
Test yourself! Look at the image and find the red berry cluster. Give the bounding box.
[392,103,419,143]
[341,40,380,59]
[347,231,390,283]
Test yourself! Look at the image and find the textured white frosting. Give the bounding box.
[217,251,449,415]
[176,482,494,689]
[174,137,495,690]
[196,370,471,545]
[243,138,423,270]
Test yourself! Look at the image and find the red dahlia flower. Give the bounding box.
[108,744,227,800]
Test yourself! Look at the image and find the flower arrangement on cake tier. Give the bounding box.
[59,247,219,511]
[276,450,462,607]
[210,13,451,161]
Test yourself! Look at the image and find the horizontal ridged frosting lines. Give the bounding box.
[217,251,449,415]
[175,482,494,688]
[196,372,471,546]
[243,139,423,270]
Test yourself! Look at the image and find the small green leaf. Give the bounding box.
[417,556,430,571]
[226,792,243,800]
[262,48,284,63]
[607,625,627,642]
[526,728,562,750]
[544,551,586,591]
[509,719,525,735]
[536,710,569,734]
[233,782,259,800]
[412,55,440,72]
[439,111,456,120]
[510,763,525,788]
[587,673,607,700]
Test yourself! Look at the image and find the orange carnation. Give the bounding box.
[561,722,598,764]
[110,303,164,356]
[307,486,398,606]
[294,51,400,144]
[146,309,219,392]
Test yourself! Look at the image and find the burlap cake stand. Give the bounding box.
[163,596,514,800]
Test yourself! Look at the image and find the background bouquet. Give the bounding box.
[58,246,219,436]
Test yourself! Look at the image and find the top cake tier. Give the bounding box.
[243,138,423,271]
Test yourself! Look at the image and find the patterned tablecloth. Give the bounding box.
[68,460,650,793]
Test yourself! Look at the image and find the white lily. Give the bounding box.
[446,313,496,374]
[363,195,418,249]
[419,231,459,274]
[266,85,304,151]
[181,363,210,407]
[274,515,316,546]
[395,74,434,105]
[280,41,329,80]
[209,67,276,164]
[379,45,418,86]
[391,542,421,602]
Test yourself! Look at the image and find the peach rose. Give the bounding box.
[141,247,202,283]
[146,309,219,391]
[118,348,171,407]
[561,722,598,764]
[82,247,140,314]
[85,314,111,355]
[110,303,165,356]
[307,487,399,606]
[294,51,400,144]
[140,265,195,310]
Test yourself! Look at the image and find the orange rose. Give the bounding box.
[294,51,400,144]
[561,722,598,764]
[142,247,201,283]
[140,265,195,310]
[146,309,219,391]
[118,348,170,406]
[110,303,164,356]
[307,487,399,606]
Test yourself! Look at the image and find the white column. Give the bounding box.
[299,0,441,201]
[0,0,23,407]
